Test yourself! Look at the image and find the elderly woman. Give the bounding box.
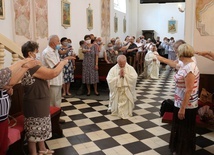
[169,44,199,155]
[82,35,99,96]
[144,44,160,79]
[21,41,69,155]
[104,42,118,64]
[58,37,75,96]
[0,59,38,155]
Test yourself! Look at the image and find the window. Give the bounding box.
[114,0,126,13]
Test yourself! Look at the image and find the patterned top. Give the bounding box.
[21,65,50,100]
[106,50,117,64]
[82,45,99,84]
[0,67,12,89]
[59,46,74,83]
[174,62,199,109]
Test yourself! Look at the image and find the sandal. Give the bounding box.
[38,149,54,155]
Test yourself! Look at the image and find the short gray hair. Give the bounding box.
[48,35,58,45]
[117,55,127,62]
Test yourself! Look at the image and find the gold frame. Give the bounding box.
[86,4,93,31]
[168,19,177,34]
[0,0,5,19]
[123,16,126,33]
[114,13,118,33]
[61,0,71,28]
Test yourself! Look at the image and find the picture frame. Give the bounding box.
[0,0,5,19]
[168,19,177,34]
[114,13,118,33]
[61,0,71,28]
[123,16,126,33]
[86,4,93,31]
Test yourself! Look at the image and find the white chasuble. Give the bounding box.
[106,63,138,119]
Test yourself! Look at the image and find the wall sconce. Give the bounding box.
[178,4,185,13]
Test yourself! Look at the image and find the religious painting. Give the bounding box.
[34,0,48,38]
[114,14,118,33]
[101,0,110,45]
[13,0,31,39]
[168,19,177,34]
[87,4,93,31]
[123,16,126,33]
[0,0,5,19]
[61,0,71,28]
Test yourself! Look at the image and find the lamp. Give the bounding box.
[178,3,185,13]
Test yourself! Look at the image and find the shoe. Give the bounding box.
[67,92,72,96]
[87,93,90,96]
[59,118,65,124]
[39,149,54,155]
[62,93,66,97]
[95,92,100,96]
[107,107,111,112]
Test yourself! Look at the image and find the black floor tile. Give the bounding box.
[69,114,87,120]
[112,119,133,126]
[123,141,151,154]
[137,121,157,129]
[141,113,159,120]
[67,134,91,145]
[104,127,127,137]
[90,116,109,123]
[80,124,101,133]
[60,121,77,129]
[130,130,155,140]
[79,107,96,113]
[94,137,120,150]
[196,136,214,148]
[154,145,172,155]
[53,146,79,155]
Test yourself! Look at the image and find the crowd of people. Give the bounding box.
[0,32,214,155]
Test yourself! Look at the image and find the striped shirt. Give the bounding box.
[0,90,10,122]
[174,62,199,109]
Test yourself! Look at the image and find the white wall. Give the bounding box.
[0,0,130,67]
[110,0,130,41]
[0,0,14,67]
[137,2,185,41]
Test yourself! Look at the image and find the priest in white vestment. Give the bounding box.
[144,44,160,79]
[106,55,138,119]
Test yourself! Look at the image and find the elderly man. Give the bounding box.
[41,35,75,123]
[106,55,138,119]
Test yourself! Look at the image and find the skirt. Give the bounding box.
[169,107,197,155]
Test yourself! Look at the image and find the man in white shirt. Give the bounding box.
[41,35,67,123]
[42,35,63,108]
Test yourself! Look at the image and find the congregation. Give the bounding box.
[1,32,214,155]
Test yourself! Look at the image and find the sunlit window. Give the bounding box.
[114,0,126,13]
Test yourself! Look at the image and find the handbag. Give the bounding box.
[200,88,214,103]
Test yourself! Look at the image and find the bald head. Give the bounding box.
[48,35,60,49]
[173,39,186,54]
[117,55,127,68]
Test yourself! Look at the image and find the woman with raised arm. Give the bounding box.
[21,41,72,155]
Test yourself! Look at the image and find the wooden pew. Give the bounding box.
[74,59,115,81]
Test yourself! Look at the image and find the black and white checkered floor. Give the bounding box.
[46,68,214,155]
